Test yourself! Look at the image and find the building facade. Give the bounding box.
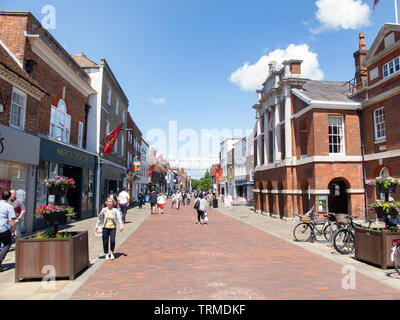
[253,59,364,219]
[71,54,128,208]
[245,133,255,202]
[219,138,240,196]
[234,138,247,198]
[0,11,98,230]
[351,26,400,215]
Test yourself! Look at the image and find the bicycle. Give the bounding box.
[391,239,400,275]
[293,207,339,243]
[332,216,374,255]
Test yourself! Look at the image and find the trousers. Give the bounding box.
[102,228,116,254]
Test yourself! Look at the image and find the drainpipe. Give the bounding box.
[357,108,368,222]
[84,104,91,149]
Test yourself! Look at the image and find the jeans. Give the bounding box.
[102,228,116,254]
[0,230,12,265]
[120,204,128,222]
[15,220,23,239]
[197,210,205,222]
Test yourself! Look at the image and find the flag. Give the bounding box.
[103,124,122,154]
[216,165,223,181]
[149,164,156,177]
[374,0,379,8]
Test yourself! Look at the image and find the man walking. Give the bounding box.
[118,188,130,223]
[0,191,16,272]
[149,190,158,214]
[9,190,25,239]
[175,190,182,210]
[138,192,144,209]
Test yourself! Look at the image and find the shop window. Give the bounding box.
[49,162,59,178]
[88,169,94,210]
[10,87,26,130]
[36,161,48,208]
[82,169,88,211]
[50,100,71,144]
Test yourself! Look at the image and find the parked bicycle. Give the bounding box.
[391,239,400,275]
[333,216,374,255]
[293,207,340,243]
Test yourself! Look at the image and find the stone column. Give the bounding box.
[284,87,292,160]
[274,98,281,162]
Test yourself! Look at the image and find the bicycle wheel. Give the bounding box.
[394,245,400,275]
[323,223,341,242]
[333,229,355,255]
[293,223,313,242]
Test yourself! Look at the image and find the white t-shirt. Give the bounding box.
[157,196,166,204]
[176,192,182,200]
[118,191,130,205]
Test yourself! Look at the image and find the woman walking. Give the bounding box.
[194,193,208,225]
[171,191,177,209]
[157,193,166,214]
[97,197,123,261]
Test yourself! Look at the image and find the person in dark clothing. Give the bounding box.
[149,190,158,214]
[138,192,144,209]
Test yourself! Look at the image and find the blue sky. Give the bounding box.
[2,0,398,177]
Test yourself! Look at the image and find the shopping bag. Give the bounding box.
[94,223,103,238]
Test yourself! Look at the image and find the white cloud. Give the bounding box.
[229,44,324,92]
[149,97,166,105]
[313,0,371,33]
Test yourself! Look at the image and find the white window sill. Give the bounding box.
[374,139,386,144]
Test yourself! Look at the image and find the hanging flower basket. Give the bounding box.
[368,176,400,194]
[34,205,76,233]
[44,176,76,196]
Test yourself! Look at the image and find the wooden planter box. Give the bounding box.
[355,227,400,270]
[15,231,89,283]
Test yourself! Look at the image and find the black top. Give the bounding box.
[150,192,158,203]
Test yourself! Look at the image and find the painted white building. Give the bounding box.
[219,137,240,196]
[233,138,247,198]
[140,140,150,193]
[246,132,255,201]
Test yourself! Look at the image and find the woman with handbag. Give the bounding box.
[96,197,123,261]
[194,193,207,225]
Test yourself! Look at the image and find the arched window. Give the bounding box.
[50,99,71,144]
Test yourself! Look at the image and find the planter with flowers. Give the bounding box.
[355,176,400,269]
[15,176,89,283]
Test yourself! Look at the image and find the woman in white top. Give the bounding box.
[97,198,123,261]
[194,193,208,225]
[157,193,166,214]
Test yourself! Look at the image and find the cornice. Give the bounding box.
[26,33,96,97]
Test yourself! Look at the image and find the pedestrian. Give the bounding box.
[176,190,182,210]
[118,188,130,223]
[171,191,177,209]
[207,192,213,210]
[157,193,166,214]
[0,191,16,271]
[9,189,25,239]
[187,192,191,205]
[138,192,144,209]
[194,193,208,225]
[97,197,123,261]
[182,191,187,206]
[107,190,118,207]
[149,189,158,214]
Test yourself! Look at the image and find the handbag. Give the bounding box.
[194,199,200,210]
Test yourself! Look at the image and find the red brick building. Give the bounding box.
[253,60,364,219]
[351,25,400,210]
[0,11,97,224]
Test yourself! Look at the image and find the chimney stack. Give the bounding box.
[353,33,368,90]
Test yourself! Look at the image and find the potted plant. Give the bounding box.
[369,200,400,221]
[368,176,400,194]
[15,176,89,283]
[44,176,76,196]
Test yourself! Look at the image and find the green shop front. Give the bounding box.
[35,138,97,230]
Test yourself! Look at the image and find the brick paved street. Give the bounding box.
[72,201,400,300]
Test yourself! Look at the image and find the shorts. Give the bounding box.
[157,204,165,209]
[151,202,157,207]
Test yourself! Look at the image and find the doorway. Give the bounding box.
[328,179,349,214]
[62,165,82,219]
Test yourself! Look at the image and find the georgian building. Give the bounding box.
[71,53,129,208]
[351,26,400,210]
[0,11,98,227]
[253,60,364,220]
[233,138,247,198]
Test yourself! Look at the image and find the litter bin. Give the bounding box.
[213,198,218,208]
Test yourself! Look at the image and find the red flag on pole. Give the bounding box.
[104,124,123,154]
[374,0,379,8]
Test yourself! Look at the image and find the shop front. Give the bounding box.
[35,138,97,230]
[99,158,127,208]
[0,124,40,235]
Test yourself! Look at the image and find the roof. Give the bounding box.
[300,81,354,103]
[71,53,98,68]
[0,41,47,94]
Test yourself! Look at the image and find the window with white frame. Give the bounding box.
[115,99,119,116]
[114,136,118,154]
[105,120,110,136]
[121,135,125,157]
[78,121,84,148]
[374,107,386,141]
[328,116,345,155]
[10,88,26,130]
[383,56,400,78]
[50,100,71,144]
[122,109,125,122]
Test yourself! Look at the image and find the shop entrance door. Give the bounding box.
[62,166,82,219]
